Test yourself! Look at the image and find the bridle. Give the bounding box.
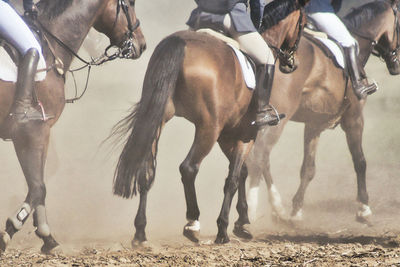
[107,0,141,59]
[267,7,304,73]
[349,2,400,65]
[374,3,400,64]
[37,0,141,103]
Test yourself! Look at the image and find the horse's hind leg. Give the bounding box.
[247,126,287,223]
[180,124,219,243]
[132,110,174,247]
[340,107,371,224]
[4,124,58,254]
[291,124,323,220]
[216,136,254,244]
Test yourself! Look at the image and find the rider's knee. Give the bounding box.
[340,37,357,50]
[24,47,40,59]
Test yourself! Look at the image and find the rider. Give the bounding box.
[306,0,378,99]
[0,0,51,128]
[187,0,285,127]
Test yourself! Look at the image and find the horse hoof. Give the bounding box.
[0,231,10,253]
[131,238,149,248]
[214,235,230,244]
[41,235,60,255]
[233,224,253,240]
[183,229,200,243]
[41,244,62,255]
[356,215,373,227]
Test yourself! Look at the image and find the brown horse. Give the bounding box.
[0,0,145,254]
[110,0,308,246]
[246,0,400,225]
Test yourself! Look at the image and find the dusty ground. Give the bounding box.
[1,230,400,266]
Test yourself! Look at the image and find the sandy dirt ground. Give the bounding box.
[0,0,399,266]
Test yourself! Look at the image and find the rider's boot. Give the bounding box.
[8,48,52,126]
[344,45,378,100]
[253,64,285,127]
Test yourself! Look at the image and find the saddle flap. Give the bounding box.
[303,29,345,69]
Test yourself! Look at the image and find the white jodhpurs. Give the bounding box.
[308,12,357,48]
[0,1,42,56]
[223,14,275,65]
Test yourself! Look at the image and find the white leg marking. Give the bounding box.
[184,220,200,232]
[291,209,303,221]
[247,186,259,222]
[357,203,372,218]
[268,184,285,218]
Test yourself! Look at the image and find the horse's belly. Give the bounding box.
[292,87,346,122]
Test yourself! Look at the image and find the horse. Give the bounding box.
[246,0,400,226]
[0,0,146,254]
[109,0,309,246]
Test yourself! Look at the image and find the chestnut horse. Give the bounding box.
[110,0,308,246]
[0,0,145,254]
[246,0,400,225]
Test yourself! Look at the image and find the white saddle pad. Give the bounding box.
[314,37,345,69]
[227,44,255,89]
[0,47,46,82]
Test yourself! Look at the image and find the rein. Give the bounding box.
[38,0,140,103]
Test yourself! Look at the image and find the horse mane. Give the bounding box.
[343,1,389,30]
[260,0,300,32]
[37,0,73,19]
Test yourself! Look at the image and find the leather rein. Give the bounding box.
[37,0,140,103]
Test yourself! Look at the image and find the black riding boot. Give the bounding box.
[9,48,52,124]
[344,45,378,99]
[253,64,285,127]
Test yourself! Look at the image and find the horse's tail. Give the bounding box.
[112,35,186,198]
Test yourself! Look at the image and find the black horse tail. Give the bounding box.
[112,35,186,198]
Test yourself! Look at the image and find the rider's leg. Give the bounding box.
[223,14,284,126]
[0,1,51,123]
[308,12,377,99]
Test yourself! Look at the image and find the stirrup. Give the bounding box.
[354,80,378,100]
[251,105,285,127]
[9,102,54,123]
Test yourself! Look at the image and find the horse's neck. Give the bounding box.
[38,1,103,70]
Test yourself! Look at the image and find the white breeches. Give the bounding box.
[308,12,357,48]
[0,1,42,56]
[223,14,275,65]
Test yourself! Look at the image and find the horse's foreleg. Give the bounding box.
[291,124,323,220]
[11,124,58,254]
[180,125,219,243]
[341,109,371,224]
[216,138,253,244]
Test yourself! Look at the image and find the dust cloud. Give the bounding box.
[0,0,398,252]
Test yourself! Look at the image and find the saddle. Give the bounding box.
[303,18,345,69]
[196,28,257,89]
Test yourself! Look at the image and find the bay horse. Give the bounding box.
[110,0,309,246]
[246,0,400,225]
[0,0,146,254]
